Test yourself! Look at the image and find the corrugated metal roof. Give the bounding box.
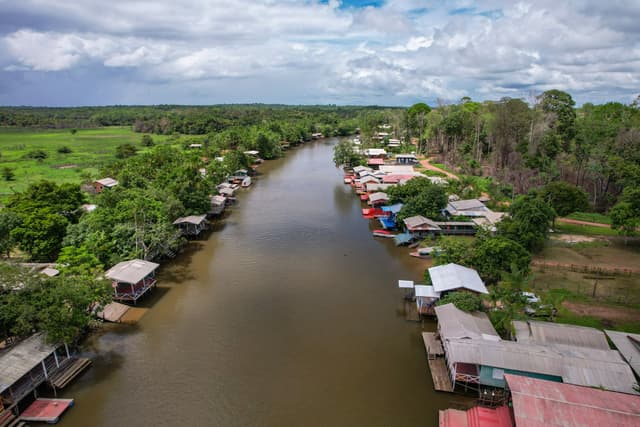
[505,374,640,427]
[0,333,57,393]
[513,320,611,350]
[366,183,394,192]
[381,203,403,213]
[415,285,440,298]
[105,259,159,284]
[435,304,499,340]
[96,177,118,187]
[605,330,640,377]
[379,165,414,174]
[173,215,207,226]
[403,215,440,230]
[448,199,487,211]
[428,263,488,294]
[368,192,389,203]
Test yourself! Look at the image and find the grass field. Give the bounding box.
[566,211,612,225]
[553,222,619,236]
[0,127,175,202]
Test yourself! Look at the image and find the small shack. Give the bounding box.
[395,154,417,164]
[106,259,159,303]
[428,263,489,296]
[173,215,209,236]
[93,177,118,193]
[210,195,227,216]
[368,192,389,206]
[0,333,89,414]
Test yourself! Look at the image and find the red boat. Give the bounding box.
[362,208,384,219]
[373,229,395,238]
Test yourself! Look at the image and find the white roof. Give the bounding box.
[415,285,440,298]
[448,199,488,212]
[358,175,380,184]
[81,204,97,212]
[211,195,226,206]
[395,153,416,159]
[188,143,203,148]
[364,148,387,156]
[40,267,60,277]
[428,263,488,294]
[105,259,159,284]
[353,166,372,174]
[368,192,389,203]
[243,150,260,156]
[379,165,414,174]
[96,177,118,187]
[398,280,414,289]
[173,215,207,226]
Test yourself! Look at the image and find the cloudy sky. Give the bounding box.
[0,0,638,106]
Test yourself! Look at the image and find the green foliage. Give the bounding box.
[10,207,68,261]
[332,139,362,167]
[0,262,111,344]
[116,143,138,159]
[0,211,20,257]
[540,181,589,216]
[610,187,640,241]
[56,245,104,277]
[436,291,482,312]
[2,166,14,181]
[498,193,556,252]
[26,149,48,161]
[57,146,72,154]
[141,134,155,147]
[470,237,531,284]
[566,212,611,225]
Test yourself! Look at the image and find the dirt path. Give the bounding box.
[419,157,459,180]
[562,301,640,324]
[556,217,611,228]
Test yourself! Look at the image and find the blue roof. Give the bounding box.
[381,203,403,213]
[379,217,397,229]
[394,233,414,246]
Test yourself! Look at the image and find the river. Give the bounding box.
[61,138,459,426]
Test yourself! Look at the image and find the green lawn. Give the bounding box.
[0,127,177,202]
[554,222,619,236]
[566,212,612,225]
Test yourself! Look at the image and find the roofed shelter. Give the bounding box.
[0,333,72,410]
[368,192,389,206]
[173,215,209,236]
[106,259,159,303]
[505,374,640,426]
[210,195,227,216]
[93,177,118,193]
[428,263,489,295]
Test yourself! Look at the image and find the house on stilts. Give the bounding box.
[106,259,159,304]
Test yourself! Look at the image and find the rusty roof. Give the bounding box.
[505,374,640,426]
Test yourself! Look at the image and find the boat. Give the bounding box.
[241,176,252,187]
[373,229,395,238]
[409,246,442,258]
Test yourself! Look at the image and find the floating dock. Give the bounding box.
[422,332,453,392]
[20,398,74,424]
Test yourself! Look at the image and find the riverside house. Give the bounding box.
[106,259,160,303]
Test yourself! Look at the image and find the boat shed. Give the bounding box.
[173,215,209,236]
[505,374,640,427]
[605,330,640,378]
[210,195,227,216]
[106,259,159,303]
[0,333,72,409]
[428,263,489,295]
[368,192,389,206]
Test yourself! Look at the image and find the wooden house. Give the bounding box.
[93,177,118,193]
[0,333,89,415]
[173,215,209,236]
[403,215,441,238]
[210,195,227,216]
[106,259,159,303]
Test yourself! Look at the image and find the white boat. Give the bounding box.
[241,176,252,187]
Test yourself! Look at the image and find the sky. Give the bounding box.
[0,0,638,106]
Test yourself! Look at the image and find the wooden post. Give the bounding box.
[41,360,48,380]
[64,343,70,358]
[53,349,59,367]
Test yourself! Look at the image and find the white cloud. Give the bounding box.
[0,0,639,105]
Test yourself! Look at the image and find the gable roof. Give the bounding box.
[173,215,207,226]
[448,199,487,211]
[505,374,640,426]
[605,330,640,377]
[105,259,159,284]
[379,165,414,174]
[435,304,499,341]
[428,263,488,294]
[514,320,610,350]
[0,333,57,393]
[368,192,389,203]
[95,177,118,187]
[404,215,440,230]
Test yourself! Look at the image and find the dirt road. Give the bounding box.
[419,157,459,180]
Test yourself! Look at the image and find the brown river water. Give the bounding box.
[60,138,461,426]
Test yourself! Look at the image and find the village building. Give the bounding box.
[173,215,209,236]
[429,263,489,296]
[378,165,414,174]
[604,330,640,378]
[365,183,395,193]
[367,192,389,206]
[106,259,159,303]
[0,333,90,420]
[432,304,638,395]
[363,148,387,159]
[210,195,227,216]
[445,198,490,217]
[93,177,118,193]
[403,216,477,238]
[471,211,506,232]
[395,154,417,164]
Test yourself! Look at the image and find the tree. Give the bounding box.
[2,166,14,181]
[436,292,482,312]
[407,103,432,153]
[397,185,447,222]
[610,201,639,243]
[56,245,104,277]
[540,181,589,216]
[332,140,362,167]
[0,211,20,258]
[470,237,531,284]
[116,143,138,159]
[498,193,556,252]
[141,134,155,147]
[10,208,68,261]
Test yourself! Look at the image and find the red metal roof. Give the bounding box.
[439,406,512,427]
[382,174,417,183]
[367,158,385,165]
[505,374,640,427]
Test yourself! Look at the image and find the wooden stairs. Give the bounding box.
[0,410,26,427]
[49,357,92,389]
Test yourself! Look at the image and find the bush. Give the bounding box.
[436,291,483,312]
[57,146,72,154]
[26,149,48,161]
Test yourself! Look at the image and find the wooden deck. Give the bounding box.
[49,357,92,389]
[404,300,420,322]
[422,332,444,358]
[98,302,130,322]
[428,358,454,392]
[0,410,26,427]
